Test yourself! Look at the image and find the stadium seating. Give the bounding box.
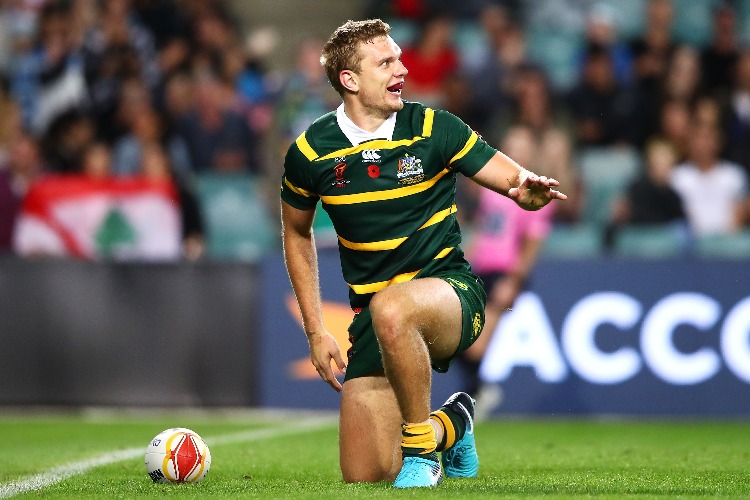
[526,29,582,91]
[196,173,277,261]
[540,224,602,258]
[612,224,691,259]
[695,231,750,259]
[578,146,641,227]
[672,0,716,46]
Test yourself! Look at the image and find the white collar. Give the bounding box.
[336,103,397,145]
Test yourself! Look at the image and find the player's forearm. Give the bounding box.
[471,151,529,197]
[282,226,326,337]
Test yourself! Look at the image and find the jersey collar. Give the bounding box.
[336,103,397,145]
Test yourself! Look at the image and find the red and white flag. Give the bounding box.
[14,175,182,261]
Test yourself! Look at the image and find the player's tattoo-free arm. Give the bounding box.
[281,201,347,392]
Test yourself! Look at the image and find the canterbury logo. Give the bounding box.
[362,149,381,161]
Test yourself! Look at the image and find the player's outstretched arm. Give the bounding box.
[470,151,567,211]
[281,201,347,392]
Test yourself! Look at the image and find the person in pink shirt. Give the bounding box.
[462,125,555,416]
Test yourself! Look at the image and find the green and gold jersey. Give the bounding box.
[281,102,497,308]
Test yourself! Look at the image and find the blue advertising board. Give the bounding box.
[261,251,750,416]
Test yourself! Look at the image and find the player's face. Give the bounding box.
[354,35,408,117]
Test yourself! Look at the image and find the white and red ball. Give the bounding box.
[144,427,211,483]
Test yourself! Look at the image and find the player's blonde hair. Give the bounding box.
[320,19,391,95]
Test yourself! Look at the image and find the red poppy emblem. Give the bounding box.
[367,164,380,178]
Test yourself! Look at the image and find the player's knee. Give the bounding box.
[369,291,405,344]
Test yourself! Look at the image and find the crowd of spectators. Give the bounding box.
[371,0,750,255]
[0,0,749,261]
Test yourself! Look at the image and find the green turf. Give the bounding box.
[1,412,749,499]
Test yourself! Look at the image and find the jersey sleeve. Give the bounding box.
[280,135,320,210]
[432,109,497,177]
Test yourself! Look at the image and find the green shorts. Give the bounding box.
[343,269,487,381]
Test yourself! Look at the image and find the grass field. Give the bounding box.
[0,409,749,499]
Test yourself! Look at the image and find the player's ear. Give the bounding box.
[340,70,358,93]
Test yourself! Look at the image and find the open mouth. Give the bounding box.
[387,82,403,94]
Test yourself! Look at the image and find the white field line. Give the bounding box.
[0,416,336,499]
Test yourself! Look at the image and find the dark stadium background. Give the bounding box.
[1,0,749,418]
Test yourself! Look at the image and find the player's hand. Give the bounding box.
[508,172,567,211]
[307,331,347,392]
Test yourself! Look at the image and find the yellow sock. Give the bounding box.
[430,410,456,451]
[401,422,437,456]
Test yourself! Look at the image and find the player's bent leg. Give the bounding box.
[369,278,465,488]
[339,375,402,483]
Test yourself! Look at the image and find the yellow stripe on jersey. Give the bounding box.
[321,168,451,205]
[284,177,315,197]
[418,204,457,230]
[338,234,407,251]
[346,247,455,294]
[422,108,434,137]
[296,132,319,161]
[316,137,425,162]
[448,132,478,166]
[347,270,420,295]
[337,204,456,251]
[433,246,455,259]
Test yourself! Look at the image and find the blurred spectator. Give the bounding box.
[0,132,43,252]
[112,104,192,179]
[273,37,339,153]
[670,122,748,236]
[0,75,24,165]
[235,27,280,104]
[693,95,721,129]
[81,141,112,180]
[488,63,572,145]
[576,3,633,85]
[110,76,156,146]
[662,45,702,105]
[629,0,675,81]
[567,43,636,146]
[701,2,738,98]
[464,4,526,134]
[130,0,192,78]
[0,1,33,76]
[538,127,581,224]
[399,15,459,106]
[10,2,87,135]
[724,49,750,177]
[440,71,490,138]
[175,72,260,173]
[653,98,691,160]
[162,72,194,126]
[628,0,676,148]
[461,125,554,417]
[140,142,204,261]
[230,27,280,136]
[605,138,686,249]
[82,0,159,143]
[41,109,95,173]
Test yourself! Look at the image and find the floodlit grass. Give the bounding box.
[1,410,749,499]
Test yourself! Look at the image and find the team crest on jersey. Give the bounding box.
[397,154,424,185]
[332,162,350,188]
[362,149,381,162]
